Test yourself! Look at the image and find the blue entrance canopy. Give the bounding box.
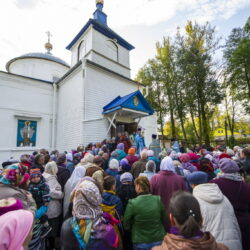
[103,90,154,117]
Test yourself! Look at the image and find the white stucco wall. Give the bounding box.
[0,72,53,163]
[8,58,69,82]
[56,66,84,152]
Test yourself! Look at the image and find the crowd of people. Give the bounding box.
[0,132,250,250]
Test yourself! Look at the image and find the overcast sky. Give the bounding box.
[0,0,249,78]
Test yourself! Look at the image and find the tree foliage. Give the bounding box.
[136,18,250,147]
[224,17,250,112]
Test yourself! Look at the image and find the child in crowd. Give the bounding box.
[28,168,51,237]
[102,175,123,218]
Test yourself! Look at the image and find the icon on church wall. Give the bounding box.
[17,120,37,147]
[133,96,139,106]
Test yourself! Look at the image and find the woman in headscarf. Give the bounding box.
[0,209,34,250]
[109,151,119,163]
[139,160,156,181]
[78,153,94,169]
[31,153,45,173]
[126,147,139,167]
[61,177,119,250]
[210,158,250,250]
[63,166,86,218]
[150,157,187,211]
[105,159,120,177]
[56,153,70,191]
[0,164,36,215]
[116,143,127,161]
[179,153,198,173]
[43,161,64,249]
[147,150,160,166]
[187,152,200,170]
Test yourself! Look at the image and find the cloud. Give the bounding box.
[104,0,250,27]
[14,0,44,9]
[0,0,249,75]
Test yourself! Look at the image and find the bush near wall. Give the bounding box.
[235,137,250,146]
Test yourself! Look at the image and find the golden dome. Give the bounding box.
[45,42,53,52]
[96,0,103,4]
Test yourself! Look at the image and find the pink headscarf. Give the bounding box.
[179,153,191,163]
[0,209,33,250]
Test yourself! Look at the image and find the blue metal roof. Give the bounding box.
[66,18,135,51]
[103,90,154,115]
[6,52,70,71]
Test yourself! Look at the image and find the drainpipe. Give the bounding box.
[144,86,149,98]
[81,59,86,145]
[52,82,57,150]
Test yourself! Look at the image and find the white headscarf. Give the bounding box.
[109,159,119,170]
[160,156,176,172]
[68,166,86,189]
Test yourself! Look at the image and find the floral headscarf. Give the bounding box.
[71,177,102,220]
[0,164,28,186]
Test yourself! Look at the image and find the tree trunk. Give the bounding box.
[169,96,176,139]
[190,105,200,142]
[200,100,210,146]
[197,100,203,145]
[244,61,250,99]
[174,89,187,142]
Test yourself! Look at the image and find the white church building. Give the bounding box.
[0,0,157,163]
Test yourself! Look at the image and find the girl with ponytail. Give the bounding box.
[153,191,228,250]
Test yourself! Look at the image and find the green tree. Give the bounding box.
[224,17,250,112]
[176,21,223,146]
[136,59,167,136]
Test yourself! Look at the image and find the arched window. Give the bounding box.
[106,40,118,61]
[77,40,86,61]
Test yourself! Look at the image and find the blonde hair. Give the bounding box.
[45,161,58,176]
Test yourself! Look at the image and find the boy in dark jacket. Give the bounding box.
[28,168,51,237]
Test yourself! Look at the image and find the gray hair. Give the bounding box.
[146,160,156,173]
[140,150,148,160]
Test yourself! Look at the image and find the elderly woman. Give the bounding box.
[210,158,250,250]
[139,160,156,181]
[43,161,64,249]
[124,176,166,250]
[78,153,94,169]
[105,159,119,177]
[61,177,119,250]
[31,153,45,173]
[56,153,70,191]
[0,209,34,250]
[116,143,127,161]
[150,157,187,211]
[63,166,86,218]
[0,164,36,215]
[179,153,197,173]
[147,150,160,166]
[126,147,139,167]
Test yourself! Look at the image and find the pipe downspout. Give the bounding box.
[52,82,57,150]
